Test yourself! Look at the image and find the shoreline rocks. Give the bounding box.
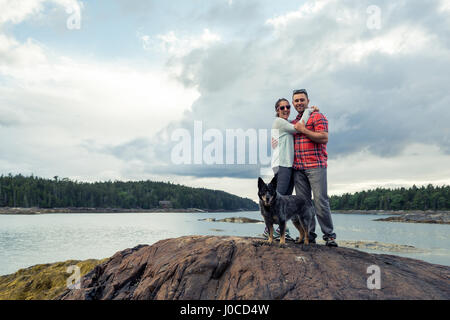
[374,212,450,224]
[0,207,251,215]
[330,240,428,253]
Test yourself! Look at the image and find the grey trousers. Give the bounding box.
[293,168,336,241]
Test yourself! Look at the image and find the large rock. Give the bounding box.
[58,236,450,300]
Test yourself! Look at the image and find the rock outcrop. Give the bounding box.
[199,217,263,223]
[375,212,450,224]
[58,236,449,300]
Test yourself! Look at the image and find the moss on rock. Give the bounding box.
[0,259,107,300]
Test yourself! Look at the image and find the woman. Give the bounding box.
[263,98,314,240]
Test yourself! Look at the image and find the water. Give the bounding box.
[0,211,449,275]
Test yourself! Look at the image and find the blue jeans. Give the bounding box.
[293,168,336,241]
[273,166,294,196]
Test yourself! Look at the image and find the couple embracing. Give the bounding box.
[265,89,337,247]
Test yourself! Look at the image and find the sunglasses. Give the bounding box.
[277,105,291,111]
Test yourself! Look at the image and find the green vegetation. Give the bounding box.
[330,184,450,211]
[0,259,106,300]
[0,174,258,211]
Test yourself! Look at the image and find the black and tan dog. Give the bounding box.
[258,176,314,246]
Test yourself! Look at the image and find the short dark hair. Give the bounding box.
[292,89,309,100]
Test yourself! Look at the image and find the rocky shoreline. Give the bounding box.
[335,210,450,224]
[334,209,450,215]
[0,207,250,215]
[374,211,450,224]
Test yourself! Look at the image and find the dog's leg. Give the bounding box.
[301,216,310,245]
[267,224,274,245]
[303,224,309,245]
[292,220,304,244]
[279,222,286,246]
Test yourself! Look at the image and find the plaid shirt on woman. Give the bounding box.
[291,111,328,169]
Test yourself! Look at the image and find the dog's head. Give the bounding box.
[258,176,277,207]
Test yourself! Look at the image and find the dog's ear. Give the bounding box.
[269,175,277,190]
[258,177,265,190]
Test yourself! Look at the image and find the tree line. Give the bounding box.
[329,184,449,211]
[0,174,258,211]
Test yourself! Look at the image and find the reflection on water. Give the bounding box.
[0,211,449,275]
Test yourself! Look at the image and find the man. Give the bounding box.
[292,89,338,247]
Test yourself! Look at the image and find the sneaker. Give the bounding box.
[325,238,338,247]
[263,227,269,239]
[263,227,280,240]
[285,232,294,242]
[263,227,288,240]
[273,228,281,240]
[275,227,293,240]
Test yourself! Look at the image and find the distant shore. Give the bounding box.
[0,207,254,215]
[333,209,450,215]
[334,209,450,224]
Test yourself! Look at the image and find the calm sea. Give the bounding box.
[0,211,449,275]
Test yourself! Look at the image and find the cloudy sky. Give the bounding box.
[1,0,449,202]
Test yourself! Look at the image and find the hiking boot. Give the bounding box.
[325,238,338,247]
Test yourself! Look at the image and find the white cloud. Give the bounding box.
[0,0,80,25]
[142,28,221,58]
[338,25,433,63]
[265,0,329,29]
[0,32,199,139]
[439,0,450,12]
[0,0,45,24]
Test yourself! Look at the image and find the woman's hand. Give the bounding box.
[294,120,306,133]
[271,137,278,149]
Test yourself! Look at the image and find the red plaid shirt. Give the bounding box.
[291,111,328,169]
